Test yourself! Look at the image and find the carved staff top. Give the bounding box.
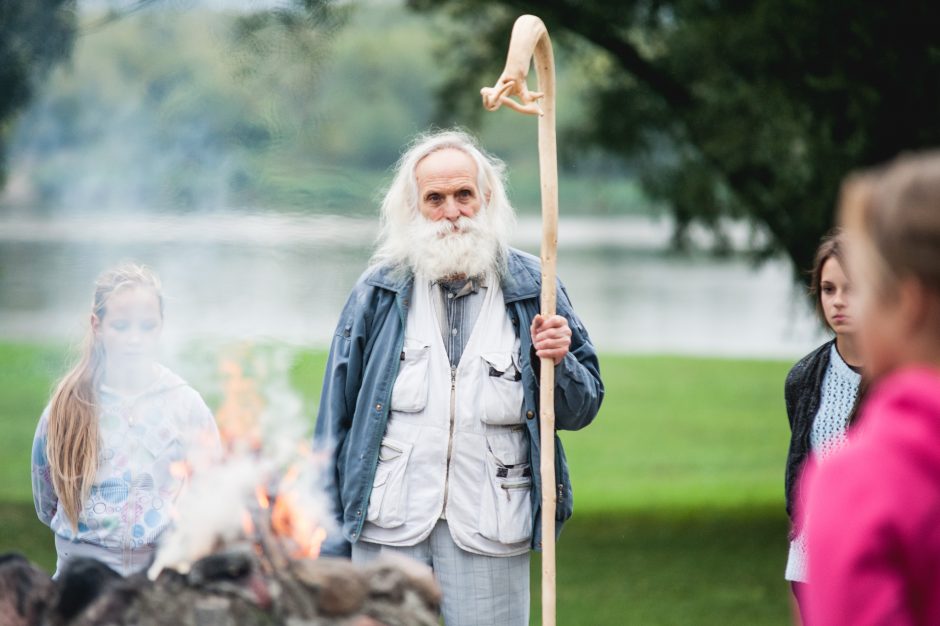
[480,14,560,626]
[480,14,558,318]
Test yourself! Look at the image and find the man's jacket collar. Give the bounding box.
[500,249,541,303]
[364,248,541,303]
[364,263,412,294]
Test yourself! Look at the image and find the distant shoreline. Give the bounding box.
[0,212,767,253]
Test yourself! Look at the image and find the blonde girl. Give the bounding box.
[31,263,220,577]
[804,153,940,624]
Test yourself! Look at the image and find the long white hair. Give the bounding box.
[371,129,516,277]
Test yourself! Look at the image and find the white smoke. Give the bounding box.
[148,345,336,579]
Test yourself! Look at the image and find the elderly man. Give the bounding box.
[314,129,603,625]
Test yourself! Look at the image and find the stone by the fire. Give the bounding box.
[291,558,368,616]
[0,551,441,626]
[186,546,272,609]
[0,553,55,626]
[48,557,123,625]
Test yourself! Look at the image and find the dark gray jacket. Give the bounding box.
[784,340,834,522]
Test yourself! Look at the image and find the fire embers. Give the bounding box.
[1,550,441,626]
[252,470,328,561]
[147,347,337,579]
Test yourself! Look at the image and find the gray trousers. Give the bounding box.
[352,520,530,626]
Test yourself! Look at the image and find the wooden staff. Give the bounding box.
[481,15,558,626]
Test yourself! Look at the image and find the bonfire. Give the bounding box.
[1,348,440,626]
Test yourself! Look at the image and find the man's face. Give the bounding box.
[415,148,482,224]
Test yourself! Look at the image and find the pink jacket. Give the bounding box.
[803,366,940,626]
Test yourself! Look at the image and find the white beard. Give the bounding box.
[408,212,502,281]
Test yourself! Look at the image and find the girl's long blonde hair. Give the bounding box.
[46,263,163,528]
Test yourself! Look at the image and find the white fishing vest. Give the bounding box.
[359,273,532,556]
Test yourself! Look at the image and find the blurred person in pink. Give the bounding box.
[803,153,940,625]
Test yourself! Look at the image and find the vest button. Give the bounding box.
[375,403,382,411]
[526,410,535,419]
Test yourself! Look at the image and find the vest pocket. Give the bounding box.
[391,340,430,413]
[480,435,532,544]
[481,352,525,425]
[366,437,413,528]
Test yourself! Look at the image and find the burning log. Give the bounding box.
[0,550,441,626]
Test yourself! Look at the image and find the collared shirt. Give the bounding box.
[432,275,487,367]
[785,344,861,582]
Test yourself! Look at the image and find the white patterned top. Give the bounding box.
[31,365,221,566]
[785,344,861,582]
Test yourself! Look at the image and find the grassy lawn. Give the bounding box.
[534,508,791,625]
[0,341,795,624]
[292,350,793,512]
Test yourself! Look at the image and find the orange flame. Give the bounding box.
[212,348,327,561]
[268,466,327,559]
[215,356,265,450]
[255,485,270,510]
[270,492,326,559]
[170,461,192,480]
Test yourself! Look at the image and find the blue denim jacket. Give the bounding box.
[314,248,604,556]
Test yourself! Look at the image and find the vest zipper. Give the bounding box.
[441,365,457,517]
[501,481,531,498]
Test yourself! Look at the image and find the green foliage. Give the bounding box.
[5,2,646,216]
[408,0,940,277]
[7,5,343,211]
[0,0,76,184]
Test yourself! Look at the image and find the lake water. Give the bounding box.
[0,212,825,359]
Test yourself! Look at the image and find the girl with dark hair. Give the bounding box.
[805,153,940,624]
[783,230,864,622]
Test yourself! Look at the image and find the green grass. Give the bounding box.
[0,342,71,502]
[1,341,795,624]
[533,508,792,625]
[567,355,792,511]
[292,350,793,512]
[1,501,58,572]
